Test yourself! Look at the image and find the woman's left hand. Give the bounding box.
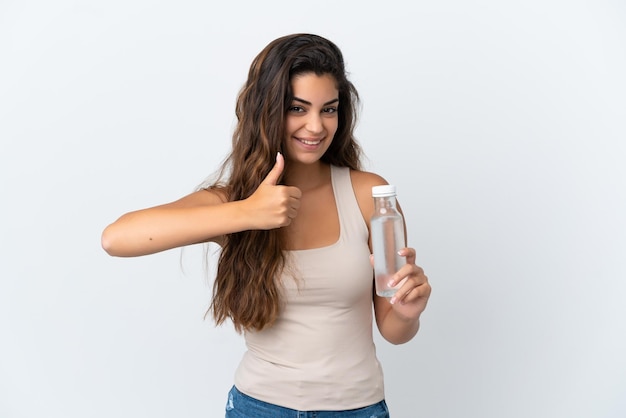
[384,247,431,321]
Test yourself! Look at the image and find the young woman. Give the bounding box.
[102,33,431,417]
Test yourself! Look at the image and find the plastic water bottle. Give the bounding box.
[371,185,406,297]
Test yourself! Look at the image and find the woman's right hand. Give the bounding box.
[244,153,302,230]
[101,153,301,257]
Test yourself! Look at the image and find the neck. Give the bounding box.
[284,162,331,191]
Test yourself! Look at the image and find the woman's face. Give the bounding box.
[284,73,339,165]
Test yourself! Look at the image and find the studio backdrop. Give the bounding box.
[1,1,625,417]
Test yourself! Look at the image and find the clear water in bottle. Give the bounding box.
[371,185,406,297]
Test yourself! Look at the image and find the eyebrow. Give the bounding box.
[292,96,339,106]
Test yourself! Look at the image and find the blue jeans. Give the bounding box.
[224,386,390,417]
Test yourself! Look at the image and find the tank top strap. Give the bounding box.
[330,165,369,243]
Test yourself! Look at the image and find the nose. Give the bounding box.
[305,113,324,134]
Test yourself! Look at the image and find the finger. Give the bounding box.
[405,281,431,305]
[287,186,303,200]
[388,264,423,288]
[261,152,284,186]
[388,267,428,303]
[391,281,430,305]
[287,207,298,220]
[398,247,416,264]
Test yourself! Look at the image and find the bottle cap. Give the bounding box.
[372,185,396,197]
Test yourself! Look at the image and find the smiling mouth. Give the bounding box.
[297,138,322,145]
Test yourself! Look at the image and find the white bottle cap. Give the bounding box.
[372,185,396,197]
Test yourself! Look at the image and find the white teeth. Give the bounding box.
[300,139,321,145]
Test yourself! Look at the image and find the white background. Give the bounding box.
[1,1,625,417]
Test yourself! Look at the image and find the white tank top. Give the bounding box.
[233,165,384,410]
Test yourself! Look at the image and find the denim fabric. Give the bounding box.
[224,386,390,418]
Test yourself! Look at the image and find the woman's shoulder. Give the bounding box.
[348,169,390,223]
[349,169,389,194]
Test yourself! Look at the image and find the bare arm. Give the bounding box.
[101,153,302,257]
[102,190,246,257]
[351,170,431,345]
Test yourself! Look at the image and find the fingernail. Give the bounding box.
[390,296,396,304]
[387,280,395,288]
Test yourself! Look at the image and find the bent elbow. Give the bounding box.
[101,225,121,256]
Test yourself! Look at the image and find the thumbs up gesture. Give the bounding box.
[245,153,302,230]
